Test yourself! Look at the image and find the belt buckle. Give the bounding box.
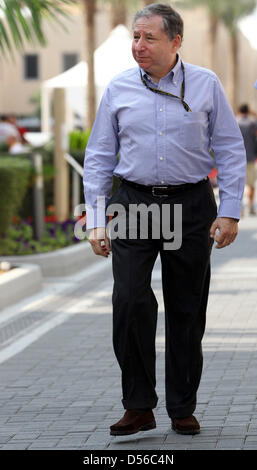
[152,186,169,197]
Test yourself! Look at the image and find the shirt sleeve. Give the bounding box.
[209,75,246,220]
[83,86,119,229]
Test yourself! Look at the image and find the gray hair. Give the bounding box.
[132,3,183,41]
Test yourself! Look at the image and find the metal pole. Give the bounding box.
[53,88,69,221]
[72,168,80,214]
[31,152,45,240]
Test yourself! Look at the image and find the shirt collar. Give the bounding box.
[140,53,182,85]
[172,54,181,83]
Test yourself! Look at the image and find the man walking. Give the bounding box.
[237,104,257,215]
[83,3,246,436]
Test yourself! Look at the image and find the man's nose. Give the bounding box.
[135,37,146,51]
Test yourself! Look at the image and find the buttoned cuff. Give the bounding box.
[85,213,108,230]
[217,198,242,220]
[85,198,108,230]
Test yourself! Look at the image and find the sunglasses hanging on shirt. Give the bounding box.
[140,61,192,113]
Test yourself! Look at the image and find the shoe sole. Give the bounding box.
[172,424,200,435]
[110,421,156,436]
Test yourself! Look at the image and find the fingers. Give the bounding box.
[210,217,238,249]
[103,235,111,253]
[100,237,112,257]
[213,228,238,249]
[88,228,111,258]
[210,220,219,238]
[89,239,111,257]
[215,238,231,249]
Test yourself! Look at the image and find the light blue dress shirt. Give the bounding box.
[84,55,246,229]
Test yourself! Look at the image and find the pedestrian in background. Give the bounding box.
[0,115,20,147]
[237,104,257,215]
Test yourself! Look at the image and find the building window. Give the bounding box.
[63,53,78,71]
[24,54,39,79]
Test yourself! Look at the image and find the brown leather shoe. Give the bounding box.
[171,415,200,435]
[110,409,156,436]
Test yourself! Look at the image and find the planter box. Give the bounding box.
[1,241,96,277]
[0,264,42,311]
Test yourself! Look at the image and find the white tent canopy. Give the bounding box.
[41,25,137,132]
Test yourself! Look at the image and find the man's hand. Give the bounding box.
[88,227,111,258]
[210,217,238,249]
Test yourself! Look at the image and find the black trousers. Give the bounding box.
[107,178,217,418]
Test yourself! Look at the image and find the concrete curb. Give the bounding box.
[0,264,42,311]
[1,241,95,277]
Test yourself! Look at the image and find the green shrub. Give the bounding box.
[69,129,91,204]
[18,161,55,219]
[0,142,8,152]
[69,129,121,197]
[0,157,31,236]
[0,219,84,255]
[69,129,91,151]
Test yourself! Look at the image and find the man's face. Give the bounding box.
[132,15,180,76]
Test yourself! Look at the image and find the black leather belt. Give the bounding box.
[121,177,208,197]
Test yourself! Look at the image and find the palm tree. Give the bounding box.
[0,0,76,58]
[184,0,225,72]
[110,0,141,27]
[81,0,97,128]
[185,0,257,110]
[217,0,256,111]
[111,0,127,28]
[82,0,132,127]
[82,0,140,128]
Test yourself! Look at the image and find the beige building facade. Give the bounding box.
[0,4,110,116]
[0,3,257,118]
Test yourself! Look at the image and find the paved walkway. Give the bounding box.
[0,211,257,450]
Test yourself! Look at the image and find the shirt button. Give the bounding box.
[159,131,163,136]
[160,108,163,112]
[174,81,177,85]
[161,180,165,184]
[160,157,163,160]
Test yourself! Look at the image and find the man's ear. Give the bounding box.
[171,34,182,52]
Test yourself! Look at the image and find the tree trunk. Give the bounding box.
[111,3,127,28]
[230,30,238,113]
[82,0,96,129]
[209,13,218,72]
